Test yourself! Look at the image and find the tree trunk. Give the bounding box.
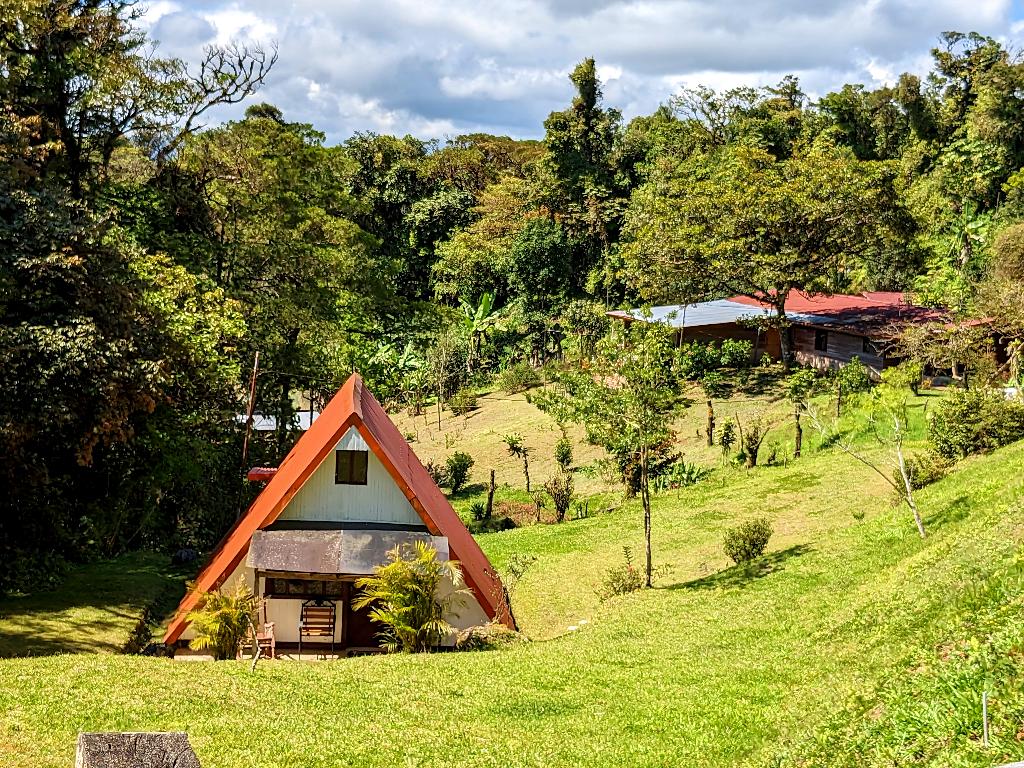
[794,405,802,458]
[436,386,442,430]
[486,469,495,520]
[775,296,791,370]
[706,400,715,447]
[896,443,926,539]
[641,445,653,588]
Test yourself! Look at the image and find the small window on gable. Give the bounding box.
[335,449,368,485]
[814,330,829,352]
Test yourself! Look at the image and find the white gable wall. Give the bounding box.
[277,427,423,527]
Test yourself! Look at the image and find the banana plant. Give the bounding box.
[460,292,502,369]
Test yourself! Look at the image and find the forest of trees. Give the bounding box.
[2,2,1023,591]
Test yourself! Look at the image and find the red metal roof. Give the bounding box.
[164,374,511,645]
[727,290,908,313]
[727,291,945,334]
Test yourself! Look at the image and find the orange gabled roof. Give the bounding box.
[164,374,511,644]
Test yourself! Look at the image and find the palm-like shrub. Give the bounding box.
[354,541,470,653]
[186,582,260,660]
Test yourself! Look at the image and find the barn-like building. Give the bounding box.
[164,373,511,657]
[609,291,945,375]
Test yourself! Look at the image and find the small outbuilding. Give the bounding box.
[164,373,511,656]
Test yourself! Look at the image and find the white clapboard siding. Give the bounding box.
[278,427,423,526]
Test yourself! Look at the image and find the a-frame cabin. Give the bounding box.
[164,373,511,655]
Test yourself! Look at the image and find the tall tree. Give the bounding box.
[0,0,274,197]
[176,106,389,452]
[542,58,625,302]
[536,318,683,587]
[621,140,919,363]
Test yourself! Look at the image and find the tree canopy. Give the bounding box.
[3,5,1024,590]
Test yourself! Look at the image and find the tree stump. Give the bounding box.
[76,732,201,768]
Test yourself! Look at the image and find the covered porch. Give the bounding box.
[246,526,449,658]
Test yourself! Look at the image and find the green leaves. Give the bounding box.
[354,541,470,653]
[622,139,919,307]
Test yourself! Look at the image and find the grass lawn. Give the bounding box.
[1,402,1022,767]
[0,552,184,657]
[402,373,802,523]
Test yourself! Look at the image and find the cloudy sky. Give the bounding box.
[141,0,1024,144]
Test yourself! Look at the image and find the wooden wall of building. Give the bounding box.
[792,327,884,375]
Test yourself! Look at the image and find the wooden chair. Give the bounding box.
[239,620,276,660]
[298,600,336,658]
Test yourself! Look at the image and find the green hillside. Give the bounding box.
[1,391,1023,768]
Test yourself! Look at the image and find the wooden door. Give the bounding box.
[342,583,381,650]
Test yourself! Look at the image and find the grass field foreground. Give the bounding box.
[1,423,1022,767]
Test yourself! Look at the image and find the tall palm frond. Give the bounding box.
[354,541,471,652]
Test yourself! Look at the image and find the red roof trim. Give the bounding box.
[163,374,511,644]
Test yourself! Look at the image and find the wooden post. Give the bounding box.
[706,400,715,447]
[486,469,496,520]
[794,404,802,458]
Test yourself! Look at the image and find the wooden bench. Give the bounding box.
[298,600,336,658]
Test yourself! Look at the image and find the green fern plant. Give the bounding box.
[186,581,260,660]
[354,541,470,653]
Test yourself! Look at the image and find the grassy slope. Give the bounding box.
[0,552,182,657]
[396,376,799,523]
[1,396,1022,767]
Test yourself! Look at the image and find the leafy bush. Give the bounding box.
[445,451,475,494]
[497,361,541,393]
[0,549,69,597]
[455,621,528,651]
[723,518,773,564]
[881,360,924,395]
[719,421,737,456]
[718,339,753,368]
[598,547,646,600]
[929,388,1024,459]
[653,460,710,491]
[469,501,487,521]
[468,515,517,534]
[895,450,950,491]
[424,460,448,488]
[554,435,573,471]
[354,541,469,653]
[186,582,260,660]
[562,299,609,358]
[835,356,872,394]
[738,416,768,468]
[449,387,478,416]
[543,472,575,523]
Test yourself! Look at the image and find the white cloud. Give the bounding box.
[145,0,1021,143]
[201,6,277,45]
